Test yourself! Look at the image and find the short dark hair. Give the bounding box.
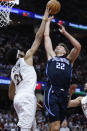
[58,43,70,56]
[6,48,18,65]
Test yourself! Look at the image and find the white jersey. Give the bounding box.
[11,58,37,95]
[81,95,87,118]
[60,127,70,131]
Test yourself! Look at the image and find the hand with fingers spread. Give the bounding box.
[46,6,52,14]
[58,23,66,34]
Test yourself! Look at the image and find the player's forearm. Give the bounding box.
[64,31,81,51]
[35,8,49,42]
[44,21,50,36]
[8,87,15,100]
[8,81,15,100]
[68,97,82,108]
[9,92,14,100]
[44,20,54,56]
[68,100,79,108]
[44,21,53,52]
[68,94,77,108]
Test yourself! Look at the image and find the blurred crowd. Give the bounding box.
[0,108,87,131]
[0,25,87,84]
[0,110,18,131]
[68,113,87,131]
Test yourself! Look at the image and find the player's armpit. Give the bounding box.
[67,96,83,108]
[9,80,15,100]
[24,49,33,60]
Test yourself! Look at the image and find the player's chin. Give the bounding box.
[55,49,59,53]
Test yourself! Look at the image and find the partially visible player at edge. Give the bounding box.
[7,6,50,131]
[68,82,87,119]
[44,17,81,131]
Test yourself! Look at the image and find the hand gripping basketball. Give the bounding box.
[47,0,61,15]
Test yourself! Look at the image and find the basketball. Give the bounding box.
[47,0,61,15]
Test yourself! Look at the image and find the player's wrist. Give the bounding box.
[43,17,48,21]
[63,30,68,36]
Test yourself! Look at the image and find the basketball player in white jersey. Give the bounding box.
[7,6,50,131]
[68,83,87,119]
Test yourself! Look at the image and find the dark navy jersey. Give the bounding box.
[46,56,72,94]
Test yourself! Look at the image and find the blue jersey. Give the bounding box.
[46,56,72,94]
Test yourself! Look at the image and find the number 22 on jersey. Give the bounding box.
[56,62,65,70]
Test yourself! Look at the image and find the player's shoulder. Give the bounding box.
[81,95,87,102]
[16,58,24,66]
[79,96,83,99]
[11,58,21,70]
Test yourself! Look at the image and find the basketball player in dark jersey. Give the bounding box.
[44,17,81,131]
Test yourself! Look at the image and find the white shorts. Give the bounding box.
[13,93,37,129]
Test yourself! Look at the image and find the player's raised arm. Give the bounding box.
[24,7,50,60]
[58,24,81,64]
[44,16,56,60]
[8,80,15,100]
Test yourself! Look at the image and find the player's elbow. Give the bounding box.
[78,43,81,50]
[77,43,81,52]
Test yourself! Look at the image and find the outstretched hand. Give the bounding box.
[43,6,51,20]
[58,23,66,34]
[48,16,54,22]
[43,6,53,21]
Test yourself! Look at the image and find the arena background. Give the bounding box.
[0,0,87,130]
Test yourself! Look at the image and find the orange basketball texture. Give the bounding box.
[47,0,61,15]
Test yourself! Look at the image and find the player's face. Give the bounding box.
[55,45,66,55]
[17,50,25,58]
